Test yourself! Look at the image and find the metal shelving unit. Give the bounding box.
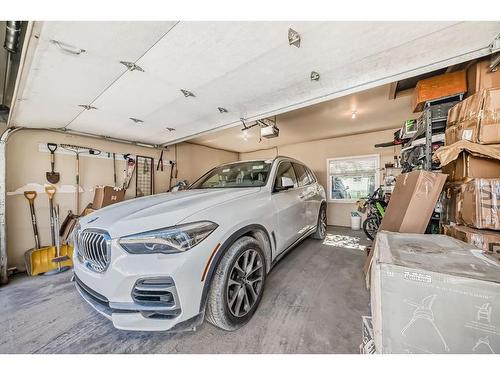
[421,93,464,170]
[399,93,465,233]
[401,93,463,172]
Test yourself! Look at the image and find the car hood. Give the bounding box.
[80,188,260,238]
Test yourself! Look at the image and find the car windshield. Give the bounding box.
[190,160,272,189]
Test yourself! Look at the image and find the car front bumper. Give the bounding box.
[73,235,219,331]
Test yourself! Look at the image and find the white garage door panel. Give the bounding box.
[188,21,499,128]
[69,22,307,133]
[10,21,177,128]
[68,21,465,141]
[10,21,500,145]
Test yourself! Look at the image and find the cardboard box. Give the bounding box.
[447,101,460,127]
[92,186,125,209]
[370,231,500,353]
[442,152,500,182]
[412,70,467,113]
[479,87,500,144]
[458,179,500,230]
[445,123,459,146]
[435,141,500,182]
[379,170,447,234]
[444,224,500,259]
[442,184,463,223]
[467,59,500,95]
[445,88,500,145]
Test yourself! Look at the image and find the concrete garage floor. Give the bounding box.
[0,226,370,354]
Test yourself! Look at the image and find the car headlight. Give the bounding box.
[119,221,218,254]
[68,221,81,248]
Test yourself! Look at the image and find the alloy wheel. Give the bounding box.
[226,249,264,318]
[319,209,327,237]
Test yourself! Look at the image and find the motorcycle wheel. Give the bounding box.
[363,215,380,241]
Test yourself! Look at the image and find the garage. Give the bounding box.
[1,4,500,363]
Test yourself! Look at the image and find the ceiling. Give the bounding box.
[8,21,500,145]
[191,83,413,152]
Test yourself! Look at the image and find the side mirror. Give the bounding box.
[280,176,295,190]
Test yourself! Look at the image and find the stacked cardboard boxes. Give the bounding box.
[435,84,500,260]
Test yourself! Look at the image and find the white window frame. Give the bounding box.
[326,154,380,203]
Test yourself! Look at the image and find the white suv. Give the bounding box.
[73,156,327,331]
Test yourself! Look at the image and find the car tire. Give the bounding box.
[205,236,266,331]
[311,204,327,240]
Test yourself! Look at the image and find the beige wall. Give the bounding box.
[5,129,237,270]
[239,128,399,227]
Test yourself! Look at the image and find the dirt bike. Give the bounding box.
[357,187,387,241]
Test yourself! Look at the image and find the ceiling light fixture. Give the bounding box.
[218,107,228,113]
[78,104,97,110]
[288,28,301,48]
[310,71,320,82]
[120,61,144,72]
[180,89,195,98]
[129,117,144,124]
[351,111,357,119]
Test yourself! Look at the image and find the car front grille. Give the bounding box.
[76,230,111,273]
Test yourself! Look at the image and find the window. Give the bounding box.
[274,161,298,191]
[190,160,271,189]
[326,154,379,202]
[292,163,311,187]
[306,167,316,183]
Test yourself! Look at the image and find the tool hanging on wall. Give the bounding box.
[167,161,177,191]
[44,185,57,246]
[59,210,78,243]
[156,149,164,171]
[60,144,101,214]
[44,204,70,275]
[24,191,40,250]
[46,143,60,184]
[122,154,136,190]
[113,152,117,187]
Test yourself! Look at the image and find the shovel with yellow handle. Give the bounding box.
[23,188,74,276]
[24,191,40,249]
[45,185,57,246]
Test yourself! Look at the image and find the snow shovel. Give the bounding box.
[45,204,70,275]
[23,191,41,275]
[24,191,40,249]
[45,185,56,246]
[46,143,60,184]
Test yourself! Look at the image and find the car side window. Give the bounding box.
[292,163,310,187]
[274,161,298,191]
[306,167,316,183]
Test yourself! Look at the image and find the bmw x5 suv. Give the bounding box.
[73,156,327,331]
